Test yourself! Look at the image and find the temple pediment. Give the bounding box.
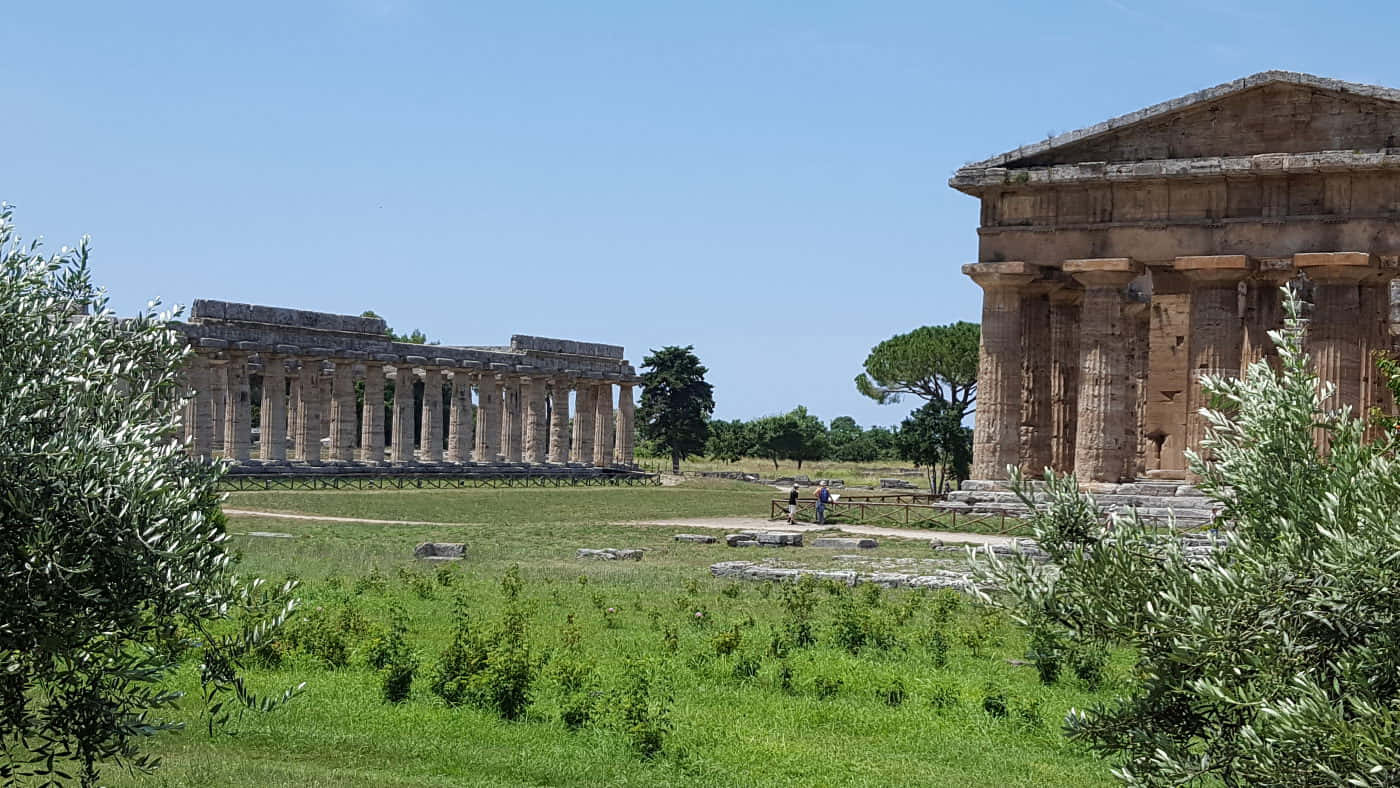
[956,71,1400,175]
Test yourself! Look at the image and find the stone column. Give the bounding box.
[594,381,615,466]
[548,376,574,463]
[210,360,227,456]
[573,381,597,465]
[1297,253,1376,423]
[615,381,636,465]
[523,375,548,463]
[259,352,289,461]
[1177,256,1253,464]
[390,361,419,463]
[1017,282,1055,477]
[1066,258,1144,483]
[1048,288,1081,474]
[1358,270,1396,440]
[295,354,328,463]
[329,356,360,462]
[500,378,523,462]
[223,350,252,462]
[188,353,217,459]
[962,262,1036,481]
[447,365,477,463]
[287,362,302,458]
[419,361,448,462]
[1125,301,1151,480]
[1241,267,1295,375]
[475,367,504,462]
[360,357,390,464]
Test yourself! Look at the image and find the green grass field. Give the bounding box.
[107,484,1117,787]
[636,457,935,490]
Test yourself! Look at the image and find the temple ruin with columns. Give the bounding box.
[946,71,1400,514]
[176,299,642,482]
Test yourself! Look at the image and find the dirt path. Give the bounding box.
[621,516,1015,546]
[222,509,473,527]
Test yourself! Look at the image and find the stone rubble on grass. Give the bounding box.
[810,537,878,550]
[879,478,919,489]
[710,560,979,592]
[674,534,717,544]
[413,542,466,561]
[576,548,644,561]
[237,531,296,539]
[725,531,803,547]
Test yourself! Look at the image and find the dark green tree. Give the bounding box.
[752,407,829,470]
[855,322,979,419]
[895,398,972,492]
[705,418,755,463]
[638,346,715,473]
[0,207,298,786]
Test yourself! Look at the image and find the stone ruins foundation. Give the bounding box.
[951,71,1400,503]
[175,299,640,476]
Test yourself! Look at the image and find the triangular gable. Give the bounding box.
[959,71,1400,172]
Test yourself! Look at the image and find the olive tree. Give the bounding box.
[978,288,1400,786]
[0,207,298,786]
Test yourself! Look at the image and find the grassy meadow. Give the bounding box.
[108,484,1119,787]
[635,457,934,489]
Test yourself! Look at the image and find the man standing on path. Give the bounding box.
[815,482,831,525]
[786,484,799,524]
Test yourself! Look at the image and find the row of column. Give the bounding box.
[965,253,1395,484]
[183,349,637,467]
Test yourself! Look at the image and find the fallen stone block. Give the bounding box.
[810,537,877,550]
[674,534,718,544]
[576,548,643,561]
[756,531,803,547]
[733,540,760,548]
[414,542,466,561]
[725,532,758,547]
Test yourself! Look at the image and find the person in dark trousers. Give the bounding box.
[815,482,831,525]
[786,484,799,524]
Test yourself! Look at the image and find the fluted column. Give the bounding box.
[1066,258,1144,483]
[500,379,523,462]
[548,377,573,463]
[391,363,417,463]
[615,381,636,465]
[1241,269,1294,375]
[210,360,227,456]
[475,369,503,462]
[295,356,325,463]
[1017,282,1055,477]
[188,353,216,459]
[259,354,288,461]
[594,381,615,466]
[963,262,1036,480]
[329,358,358,462]
[1177,256,1253,463]
[1358,271,1395,439]
[1297,253,1376,422]
[573,381,597,465]
[1048,288,1081,474]
[447,367,476,462]
[223,351,252,461]
[360,358,389,464]
[287,362,302,458]
[1126,302,1150,481]
[420,363,446,462]
[523,375,548,463]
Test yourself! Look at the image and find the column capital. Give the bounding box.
[1175,255,1255,285]
[1064,257,1142,289]
[1296,252,1382,284]
[963,261,1037,289]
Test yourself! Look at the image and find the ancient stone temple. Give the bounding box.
[952,71,1400,486]
[174,300,640,475]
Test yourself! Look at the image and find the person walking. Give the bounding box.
[815,482,831,525]
[786,484,800,524]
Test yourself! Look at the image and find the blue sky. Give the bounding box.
[7,1,1400,428]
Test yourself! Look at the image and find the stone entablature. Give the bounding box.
[954,71,1400,484]
[175,300,640,469]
